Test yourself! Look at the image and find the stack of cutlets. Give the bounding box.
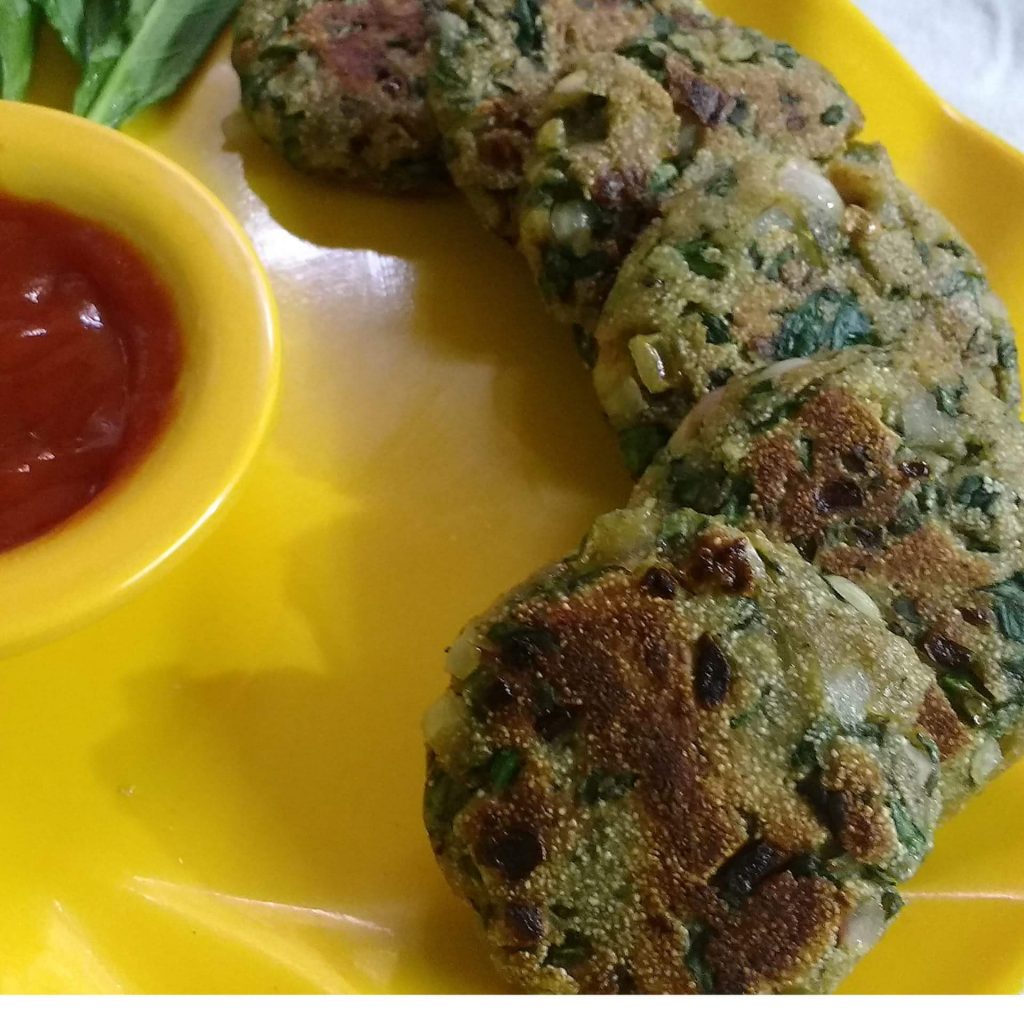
[235,0,1024,993]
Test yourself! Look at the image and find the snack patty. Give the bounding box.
[593,142,1019,475]
[233,0,444,189]
[518,17,861,328]
[425,507,940,993]
[635,344,1024,812]
[429,0,687,235]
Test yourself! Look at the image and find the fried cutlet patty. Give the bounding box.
[428,0,684,236]
[233,0,444,188]
[424,507,940,993]
[592,142,1019,475]
[635,344,1024,812]
[518,24,861,329]
[429,0,861,239]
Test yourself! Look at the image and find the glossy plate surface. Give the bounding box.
[7,0,1024,994]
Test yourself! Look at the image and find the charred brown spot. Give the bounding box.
[832,789,894,864]
[899,460,930,479]
[504,902,545,948]
[880,525,994,618]
[299,0,427,94]
[592,166,649,209]
[685,533,755,595]
[475,97,533,177]
[512,574,750,879]
[612,965,637,994]
[840,446,870,475]
[497,628,555,670]
[815,478,864,514]
[641,566,678,599]
[960,606,990,628]
[920,632,973,671]
[476,826,545,882]
[478,129,528,174]
[665,62,737,126]
[713,840,789,902]
[535,703,577,742]
[820,741,895,865]
[707,873,846,993]
[481,675,517,713]
[694,633,731,708]
[751,389,907,544]
[916,683,972,761]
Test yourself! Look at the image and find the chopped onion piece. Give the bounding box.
[903,741,936,792]
[779,158,844,224]
[629,335,670,394]
[669,388,725,454]
[841,896,886,955]
[581,504,660,566]
[422,692,466,749]
[552,69,588,98]
[971,736,1004,786]
[550,200,593,252]
[902,389,958,447]
[755,357,812,382]
[535,117,565,151]
[825,575,884,621]
[824,666,871,728]
[446,624,482,678]
[752,206,795,237]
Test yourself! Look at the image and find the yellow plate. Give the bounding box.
[8,0,1024,994]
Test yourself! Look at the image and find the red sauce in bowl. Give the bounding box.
[0,192,182,554]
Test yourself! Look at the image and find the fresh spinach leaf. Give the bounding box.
[888,800,929,861]
[33,0,85,61]
[934,380,966,416]
[984,572,1024,643]
[0,0,38,100]
[701,311,731,346]
[684,923,716,993]
[545,930,591,970]
[488,748,522,793]
[85,0,240,127]
[774,288,873,359]
[73,0,142,115]
[510,0,542,58]
[820,104,845,126]
[619,423,670,477]
[676,238,727,280]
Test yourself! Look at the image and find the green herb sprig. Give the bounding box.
[0,0,239,127]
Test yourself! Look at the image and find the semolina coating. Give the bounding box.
[425,507,940,993]
[428,0,710,236]
[518,16,862,328]
[634,344,1024,815]
[233,0,445,189]
[593,142,1018,475]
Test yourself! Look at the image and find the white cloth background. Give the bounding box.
[853,0,1024,151]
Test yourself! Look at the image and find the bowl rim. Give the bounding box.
[0,100,281,655]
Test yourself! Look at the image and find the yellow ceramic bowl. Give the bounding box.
[0,101,279,654]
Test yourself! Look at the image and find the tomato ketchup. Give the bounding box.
[0,192,182,553]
